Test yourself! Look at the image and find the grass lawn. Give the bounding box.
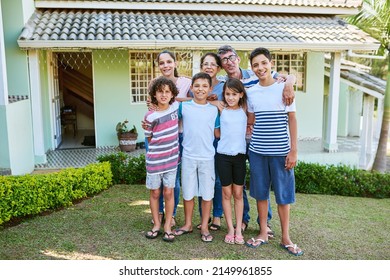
[0,184,389,260]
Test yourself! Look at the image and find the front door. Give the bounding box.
[49,52,62,148]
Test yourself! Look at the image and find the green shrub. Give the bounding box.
[0,162,112,225]
[295,162,390,198]
[97,152,146,185]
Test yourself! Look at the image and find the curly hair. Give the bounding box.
[149,76,179,105]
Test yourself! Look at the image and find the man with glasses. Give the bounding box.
[217,45,296,237]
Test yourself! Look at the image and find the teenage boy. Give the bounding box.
[174,72,220,242]
[217,45,296,235]
[245,47,303,256]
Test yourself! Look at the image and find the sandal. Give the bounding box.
[145,229,161,239]
[280,243,304,256]
[224,234,235,245]
[162,232,175,242]
[196,217,211,230]
[209,217,222,231]
[200,233,213,242]
[267,224,275,239]
[234,235,245,245]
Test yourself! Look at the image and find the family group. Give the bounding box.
[142,45,303,257]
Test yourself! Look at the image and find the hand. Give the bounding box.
[282,82,295,106]
[207,94,218,101]
[275,74,287,83]
[285,150,297,170]
[141,120,151,130]
[216,101,226,112]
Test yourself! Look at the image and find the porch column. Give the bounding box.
[375,97,384,140]
[0,2,8,106]
[192,51,201,76]
[324,52,341,152]
[359,94,375,169]
[29,50,47,163]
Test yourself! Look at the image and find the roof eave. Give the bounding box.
[34,2,360,16]
[17,40,380,52]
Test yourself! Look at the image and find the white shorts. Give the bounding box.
[181,157,215,200]
[146,170,177,190]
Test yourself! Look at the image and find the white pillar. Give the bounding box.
[375,97,384,140]
[29,50,47,162]
[324,52,341,152]
[0,2,8,106]
[359,94,375,169]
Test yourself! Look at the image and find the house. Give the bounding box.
[0,0,382,175]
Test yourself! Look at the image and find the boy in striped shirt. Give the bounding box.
[246,47,303,256]
[144,77,180,242]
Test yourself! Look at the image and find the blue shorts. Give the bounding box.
[248,150,295,205]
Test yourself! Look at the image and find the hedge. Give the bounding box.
[97,152,145,185]
[0,162,112,225]
[295,162,390,199]
[100,152,390,199]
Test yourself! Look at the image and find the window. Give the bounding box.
[273,53,306,92]
[129,51,193,103]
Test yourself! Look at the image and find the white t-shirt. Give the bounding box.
[247,82,296,156]
[179,100,220,160]
[217,107,247,156]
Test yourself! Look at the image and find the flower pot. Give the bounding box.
[118,132,138,152]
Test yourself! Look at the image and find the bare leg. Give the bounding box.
[246,199,268,247]
[232,184,244,239]
[222,185,234,236]
[163,187,174,234]
[278,204,303,255]
[200,199,213,241]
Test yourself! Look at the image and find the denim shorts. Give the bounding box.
[181,157,215,201]
[146,170,177,190]
[248,150,295,205]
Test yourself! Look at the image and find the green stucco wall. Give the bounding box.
[5,100,34,174]
[295,52,324,138]
[0,105,10,168]
[1,0,30,97]
[93,50,144,147]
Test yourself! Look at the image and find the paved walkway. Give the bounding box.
[32,136,389,172]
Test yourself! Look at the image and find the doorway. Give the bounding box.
[53,52,95,149]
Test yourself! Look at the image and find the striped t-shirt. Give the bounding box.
[144,102,179,174]
[247,82,296,156]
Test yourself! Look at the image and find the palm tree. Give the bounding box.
[347,0,390,172]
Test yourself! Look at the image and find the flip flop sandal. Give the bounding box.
[145,229,161,239]
[209,223,221,231]
[200,233,213,242]
[162,232,175,242]
[280,243,304,256]
[224,234,235,245]
[245,237,268,248]
[234,235,245,245]
[174,228,193,236]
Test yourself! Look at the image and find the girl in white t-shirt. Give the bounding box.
[215,78,248,245]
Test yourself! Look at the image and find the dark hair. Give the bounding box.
[149,76,179,105]
[222,78,247,108]
[217,45,237,56]
[249,47,272,65]
[157,50,179,77]
[191,72,212,86]
[200,52,222,68]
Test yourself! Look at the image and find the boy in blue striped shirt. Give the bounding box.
[245,47,303,256]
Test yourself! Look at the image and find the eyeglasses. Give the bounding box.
[201,62,219,68]
[220,55,238,64]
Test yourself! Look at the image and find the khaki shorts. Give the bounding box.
[146,170,177,190]
[181,157,215,200]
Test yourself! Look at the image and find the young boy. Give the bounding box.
[144,76,179,242]
[174,72,220,242]
[245,47,303,256]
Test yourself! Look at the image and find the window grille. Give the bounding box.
[129,51,193,103]
[273,53,306,92]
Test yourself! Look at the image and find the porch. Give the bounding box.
[32,136,390,172]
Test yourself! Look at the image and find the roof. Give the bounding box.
[35,0,363,15]
[18,9,379,51]
[35,0,363,8]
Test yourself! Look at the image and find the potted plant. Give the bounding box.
[116,119,138,152]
